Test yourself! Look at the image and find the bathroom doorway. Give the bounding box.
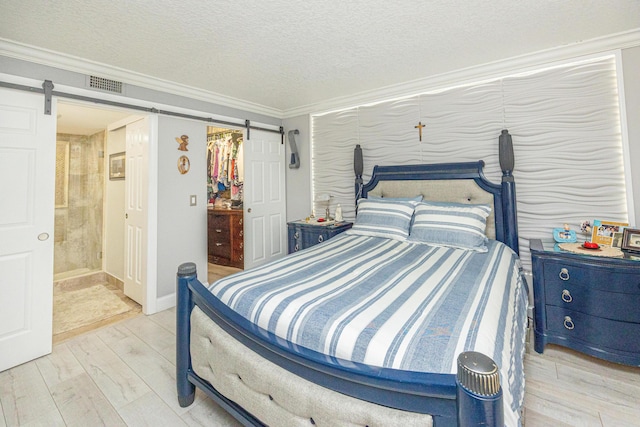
[52,102,141,343]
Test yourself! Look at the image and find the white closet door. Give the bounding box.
[0,88,56,371]
[243,129,287,269]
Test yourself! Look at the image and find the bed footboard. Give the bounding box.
[176,263,504,427]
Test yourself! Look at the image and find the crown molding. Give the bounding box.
[284,28,640,118]
[0,38,284,119]
[2,29,638,121]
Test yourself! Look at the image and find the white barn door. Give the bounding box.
[243,129,287,269]
[124,118,149,307]
[0,88,56,371]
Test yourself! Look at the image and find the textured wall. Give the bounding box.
[53,132,104,276]
[312,56,629,268]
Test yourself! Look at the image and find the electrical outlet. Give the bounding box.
[190,195,197,206]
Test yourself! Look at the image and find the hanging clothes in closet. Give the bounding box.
[207,131,243,204]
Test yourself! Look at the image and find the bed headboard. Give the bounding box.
[354,130,519,254]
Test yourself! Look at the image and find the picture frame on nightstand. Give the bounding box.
[590,219,628,246]
[621,228,640,253]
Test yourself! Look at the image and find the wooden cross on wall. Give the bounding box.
[415,121,426,141]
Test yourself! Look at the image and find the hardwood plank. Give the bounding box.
[523,408,575,427]
[0,396,6,427]
[34,342,85,389]
[66,333,150,409]
[0,363,60,426]
[523,352,558,382]
[523,383,603,427]
[181,395,242,427]
[118,391,188,427]
[555,362,640,416]
[97,323,204,416]
[599,409,640,427]
[147,307,177,335]
[122,315,175,356]
[50,372,126,427]
[542,344,640,386]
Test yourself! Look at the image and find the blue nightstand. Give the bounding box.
[287,220,353,254]
[530,239,640,366]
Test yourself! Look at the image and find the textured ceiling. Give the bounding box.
[1,0,639,114]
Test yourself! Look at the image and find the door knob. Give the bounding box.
[247,208,252,213]
[37,232,49,241]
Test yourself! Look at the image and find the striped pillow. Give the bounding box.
[408,202,491,251]
[347,199,417,241]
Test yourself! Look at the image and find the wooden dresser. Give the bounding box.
[530,239,640,366]
[208,208,244,268]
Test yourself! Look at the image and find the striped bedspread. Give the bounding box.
[209,234,528,424]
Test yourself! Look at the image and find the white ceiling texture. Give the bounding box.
[1,0,639,118]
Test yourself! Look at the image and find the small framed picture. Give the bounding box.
[621,228,640,253]
[109,152,126,180]
[611,231,624,248]
[591,220,628,246]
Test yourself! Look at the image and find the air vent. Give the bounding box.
[87,75,123,94]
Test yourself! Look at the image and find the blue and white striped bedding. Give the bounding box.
[209,233,528,425]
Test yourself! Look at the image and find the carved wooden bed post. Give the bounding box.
[499,129,519,254]
[176,262,197,407]
[354,144,363,203]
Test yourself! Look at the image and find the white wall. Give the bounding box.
[622,45,640,221]
[103,126,126,280]
[155,116,209,299]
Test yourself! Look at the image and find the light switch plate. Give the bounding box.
[190,195,197,206]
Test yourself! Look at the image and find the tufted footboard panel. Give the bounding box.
[190,307,434,427]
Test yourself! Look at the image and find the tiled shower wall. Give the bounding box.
[54,131,105,276]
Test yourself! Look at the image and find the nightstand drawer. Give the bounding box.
[542,259,640,294]
[546,306,640,353]
[545,280,640,323]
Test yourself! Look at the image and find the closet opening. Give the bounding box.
[206,126,245,284]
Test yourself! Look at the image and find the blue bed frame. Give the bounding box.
[176,131,519,426]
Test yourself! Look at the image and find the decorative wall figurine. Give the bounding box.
[178,155,190,174]
[176,135,189,151]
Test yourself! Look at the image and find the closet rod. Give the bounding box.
[0,80,284,137]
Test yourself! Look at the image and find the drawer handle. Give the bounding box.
[239,230,243,236]
[239,255,243,260]
[294,232,299,239]
[239,218,243,224]
[216,229,222,233]
[563,316,575,330]
[318,235,324,243]
[294,244,299,252]
[239,242,243,248]
[561,289,573,303]
[216,243,222,247]
[559,268,570,281]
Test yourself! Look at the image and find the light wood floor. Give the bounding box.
[1,267,639,426]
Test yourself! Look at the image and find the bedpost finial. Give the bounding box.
[178,262,197,277]
[354,144,363,177]
[456,351,501,396]
[499,130,514,174]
